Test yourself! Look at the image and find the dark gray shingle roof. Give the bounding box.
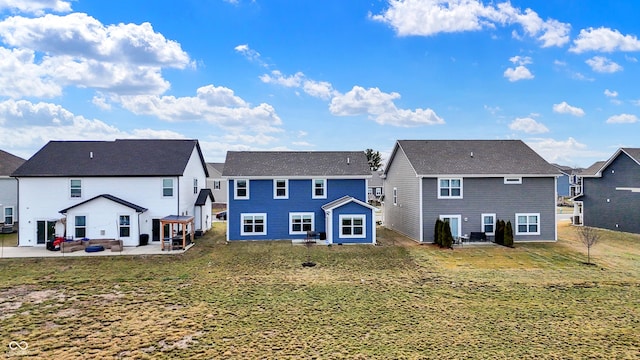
[206,162,224,177]
[195,188,214,206]
[59,194,147,214]
[578,161,606,176]
[0,149,25,176]
[622,148,640,164]
[12,139,207,177]
[222,151,371,177]
[392,140,560,176]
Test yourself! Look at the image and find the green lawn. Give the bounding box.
[1,222,638,359]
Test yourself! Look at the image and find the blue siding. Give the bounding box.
[329,201,375,244]
[557,174,570,197]
[228,178,367,240]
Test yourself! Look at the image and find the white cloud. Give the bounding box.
[0,47,62,98]
[552,101,585,117]
[235,44,268,67]
[604,89,618,98]
[509,117,548,134]
[509,55,532,65]
[92,94,112,111]
[525,137,607,167]
[504,65,533,82]
[260,70,304,88]
[302,79,335,100]
[606,114,638,124]
[0,0,72,15]
[570,27,640,53]
[117,84,283,134]
[371,0,570,47]
[586,56,622,73]
[260,70,337,100]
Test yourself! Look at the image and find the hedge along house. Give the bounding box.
[383,140,561,243]
[222,151,376,244]
[11,139,212,247]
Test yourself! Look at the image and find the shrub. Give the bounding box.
[442,220,453,249]
[504,220,514,247]
[434,219,443,246]
[495,220,505,245]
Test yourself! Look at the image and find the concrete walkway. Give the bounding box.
[0,243,194,259]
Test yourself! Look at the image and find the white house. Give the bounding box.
[12,139,213,247]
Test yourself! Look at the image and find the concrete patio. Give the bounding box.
[0,243,194,259]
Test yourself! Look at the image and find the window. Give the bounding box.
[241,213,266,235]
[312,179,326,199]
[375,187,382,196]
[70,179,82,198]
[235,179,249,199]
[340,215,366,238]
[119,215,131,237]
[193,178,198,194]
[290,213,314,234]
[481,213,496,235]
[163,179,174,197]
[213,180,221,190]
[516,213,540,235]
[4,207,14,225]
[367,188,373,194]
[504,177,522,184]
[438,178,463,199]
[274,179,288,199]
[75,216,86,238]
[393,187,398,205]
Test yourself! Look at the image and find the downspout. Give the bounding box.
[418,175,423,243]
[176,175,180,216]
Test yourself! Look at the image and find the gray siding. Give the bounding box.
[582,153,640,233]
[383,148,421,241]
[0,177,18,226]
[421,177,557,242]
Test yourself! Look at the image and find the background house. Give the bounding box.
[12,139,212,247]
[222,151,376,244]
[572,148,640,233]
[552,163,584,206]
[206,162,227,210]
[367,170,384,205]
[0,149,25,234]
[383,140,561,243]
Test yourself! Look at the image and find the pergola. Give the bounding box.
[160,215,194,250]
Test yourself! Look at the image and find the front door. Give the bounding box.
[440,215,461,239]
[36,220,56,244]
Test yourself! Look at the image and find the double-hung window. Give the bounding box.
[438,178,463,199]
[340,215,366,238]
[274,179,288,199]
[241,213,266,235]
[193,178,198,194]
[163,179,174,197]
[516,213,540,235]
[393,188,398,205]
[235,179,249,199]
[481,213,496,235]
[290,213,314,235]
[119,215,131,237]
[312,179,326,199]
[75,216,86,238]
[4,207,14,225]
[70,179,82,198]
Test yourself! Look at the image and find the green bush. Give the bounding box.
[442,220,453,249]
[504,221,514,247]
[434,219,443,246]
[495,220,505,245]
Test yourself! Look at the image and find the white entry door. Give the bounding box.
[440,215,461,239]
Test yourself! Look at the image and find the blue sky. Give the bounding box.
[0,0,639,168]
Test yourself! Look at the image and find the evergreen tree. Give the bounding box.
[505,221,514,247]
[443,220,454,249]
[365,149,383,171]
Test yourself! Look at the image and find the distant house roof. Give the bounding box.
[207,162,224,177]
[59,194,147,214]
[12,139,208,177]
[0,149,25,176]
[578,161,606,177]
[195,188,214,206]
[368,170,384,187]
[222,151,371,178]
[386,140,560,177]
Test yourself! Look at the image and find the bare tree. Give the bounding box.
[577,226,600,265]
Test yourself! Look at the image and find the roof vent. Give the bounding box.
[90,151,93,159]
[347,156,350,165]
[470,151,474,158]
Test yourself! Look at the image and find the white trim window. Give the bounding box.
[162,178,174,197]
[75,215,87,238]
[235,179,249,199]
[289,212,314,235]
[340,215,366,238]
[504,177,522,184]
[119,215,131,238]
[481,213,496,235]
[274,179,289,199]
[375,187,382,196]
[438,178,463,199]
[70,179,82,198]
[516,213,540,235]
[312,179,327,199]
[4,206,14,225]
[393,187,397,205]
[241,213,266,235]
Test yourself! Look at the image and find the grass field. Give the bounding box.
[1,222,638,359]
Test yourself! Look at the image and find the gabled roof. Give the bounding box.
[206,162,224,177]
[59,194,147,214]
[321,195,377,211]
[621,148,640,164]
[195,188,214,206]
[222,151,371,178]
[0,149,25,176]
[580,147,640,178]
[386,140,560,177]
[12,139,208,177]
[578,161,606,177]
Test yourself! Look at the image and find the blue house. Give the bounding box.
[222,151,376,244]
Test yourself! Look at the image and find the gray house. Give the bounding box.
[367,170,384,204]
[0,149,25,233]
[572,148,640,234]
[383,140,560,243]
[206,162,227,209]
